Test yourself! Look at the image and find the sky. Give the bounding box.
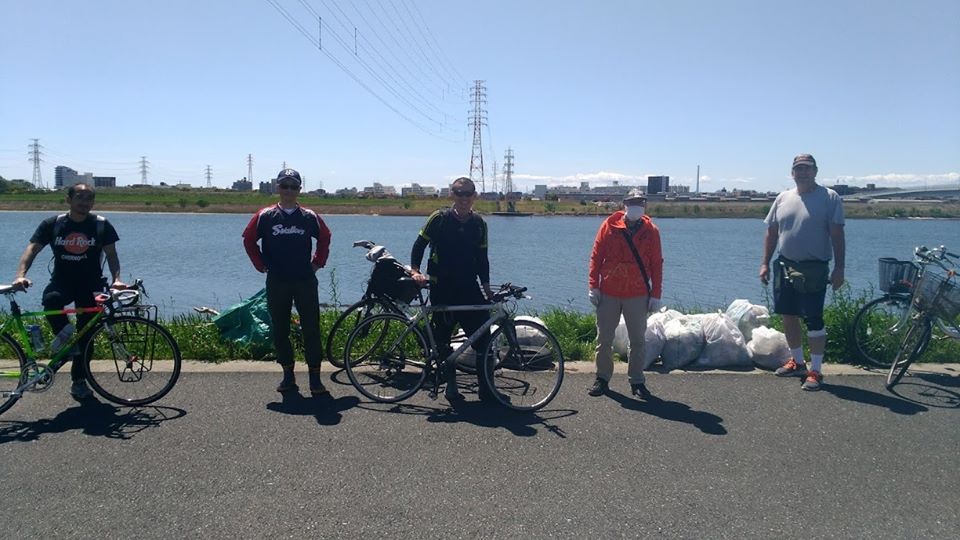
[1,0,958,193]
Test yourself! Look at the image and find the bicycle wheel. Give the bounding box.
[482,320,564,412]
[84,316,182,406]
[851,295,912,368]
[325,299,391,368]
[0,332,28,416]
[344,313,428,403]
[885,317,931,390]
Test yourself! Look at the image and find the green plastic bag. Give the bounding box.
[212,289,274,358]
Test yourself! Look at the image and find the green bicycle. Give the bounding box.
[0,279,182,415]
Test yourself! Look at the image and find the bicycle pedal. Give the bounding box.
[428,391,438,400]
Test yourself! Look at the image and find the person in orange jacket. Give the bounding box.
[587,189,663,399]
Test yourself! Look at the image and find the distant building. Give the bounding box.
[647,175,670,195]
[56,166,114,188]
[93,176,116,188]
[668,185,690,194]
[259,181,275,194]
[401,183,437,197]
[533,185,547,200]
[232,178,253,191]
[335,187,358,198]
[362,182,397,197]
[55,166,80,188]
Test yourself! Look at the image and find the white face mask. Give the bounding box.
[624,206,645,220]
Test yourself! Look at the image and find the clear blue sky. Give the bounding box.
[1,0,958,193]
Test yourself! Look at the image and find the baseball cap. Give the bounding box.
[623,189,647,204]
[792,154,817,168]
[276,168,302,186]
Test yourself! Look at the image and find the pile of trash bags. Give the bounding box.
[612,298,792,371]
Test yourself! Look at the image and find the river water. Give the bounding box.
[1,211,957,316]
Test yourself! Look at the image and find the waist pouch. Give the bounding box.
[777,257,829,294]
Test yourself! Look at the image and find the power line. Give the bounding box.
[265,0,463,140]
[401,0,465,84]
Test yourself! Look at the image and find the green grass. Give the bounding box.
[3,288,958,364]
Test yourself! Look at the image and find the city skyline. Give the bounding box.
[1,1,958,193]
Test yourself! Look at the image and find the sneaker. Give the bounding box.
[802,370,823,391]
[775,358,807,377]
[276,367,298,392]
[631,383,652,400]
[308,369,329,396]
[70,380,93,400]
[588,377,609,397]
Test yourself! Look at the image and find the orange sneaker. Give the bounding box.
[775,357,807,377]
[802,370,823,391]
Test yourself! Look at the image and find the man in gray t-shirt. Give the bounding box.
[760,154,846,391]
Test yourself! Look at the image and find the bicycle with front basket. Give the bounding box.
[884,248,959,389]
[342,281,565,412]
[0,279,182,415]
[850,245,960,368]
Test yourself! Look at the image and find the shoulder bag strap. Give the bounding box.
[619,228,652,294]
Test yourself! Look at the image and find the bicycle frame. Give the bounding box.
[1,295,106,374]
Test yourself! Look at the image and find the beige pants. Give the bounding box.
[595,294,648,385]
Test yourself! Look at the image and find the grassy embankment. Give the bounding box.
[1,189,959,218]
[7,286,950,365]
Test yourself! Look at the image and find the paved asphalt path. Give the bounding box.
[1,370,958,539]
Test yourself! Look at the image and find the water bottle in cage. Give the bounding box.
[27,325,45,352]
[51,323,76,354]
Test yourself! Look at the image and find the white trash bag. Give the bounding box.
[748,325,792,370]
[660,315,705,371]
[513,315,547,347]
[612,315,629,357]
[691,313,752,369]
[725,299,771,341]
[611,315,664,369]
[458,316,549,369]
[644,316,667,369]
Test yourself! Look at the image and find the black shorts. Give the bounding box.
[772,260,827,322]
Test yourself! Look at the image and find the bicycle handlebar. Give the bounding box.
[914,245,958,270]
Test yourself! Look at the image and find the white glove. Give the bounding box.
[648,297,662,312]
[588,288,601,307]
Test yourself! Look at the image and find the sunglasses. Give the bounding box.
[452,189,475,197]
[72,193,95,201]
[278,184,300,191]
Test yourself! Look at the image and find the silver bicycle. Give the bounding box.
[342,282,564,412]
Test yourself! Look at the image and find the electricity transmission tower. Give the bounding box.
[468,80,487,191]
[28,139,44,189]
[205,165,213,188]
[503,147,515,195]
[139,156,150,185]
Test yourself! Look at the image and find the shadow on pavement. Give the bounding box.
[0,400,187,443]
[607,390,727,435]
[266,391,360,426]
[886,381,959,409]
[822,382,928,415]
[353,386,576,438]
[912,372,960,388]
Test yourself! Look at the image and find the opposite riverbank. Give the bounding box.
[1,190,959,219]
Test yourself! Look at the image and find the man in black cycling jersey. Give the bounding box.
[11,182,124,400]
[410,177,496,403]
[243,168,332,396]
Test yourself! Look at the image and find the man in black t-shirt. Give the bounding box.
[410,177,496,403]
[12,183,124,400]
